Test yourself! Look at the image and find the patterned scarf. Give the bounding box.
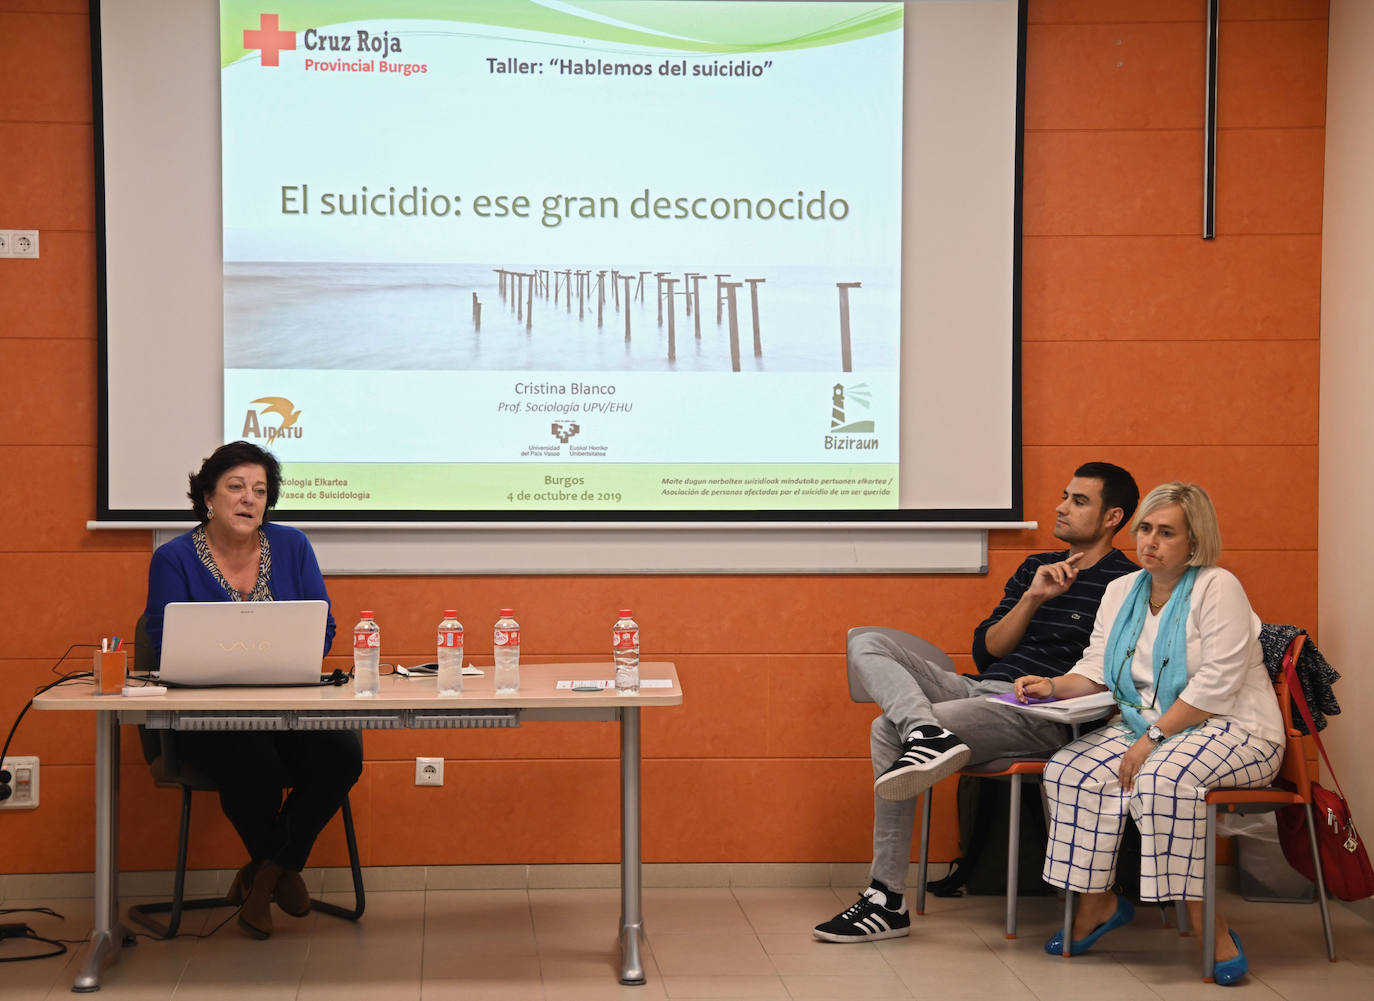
[192,525,274,602]
[1104,566,1199,737]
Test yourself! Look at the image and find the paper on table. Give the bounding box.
[986,689,1116,723]
[555,679,674,690]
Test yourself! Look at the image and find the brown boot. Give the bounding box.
[226,859,261,906]
[237,861,282,939]
[273,867,311,918]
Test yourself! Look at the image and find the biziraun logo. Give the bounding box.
[829,383,875,433]
[825,383,879,451]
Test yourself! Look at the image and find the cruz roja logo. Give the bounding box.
[551,421,581,443]
[241,12,413,70]
[825,383,879,451]
[243,397,303,443]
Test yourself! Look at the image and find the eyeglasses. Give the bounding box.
[1110,645,1162,711]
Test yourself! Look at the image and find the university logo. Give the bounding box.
[551,421,581,443]
[242,396,303,443]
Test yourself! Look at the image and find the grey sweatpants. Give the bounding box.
[848,627,1071,891]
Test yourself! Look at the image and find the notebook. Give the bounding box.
[155,600,330,687]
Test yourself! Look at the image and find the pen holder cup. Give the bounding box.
[95,649,127,695]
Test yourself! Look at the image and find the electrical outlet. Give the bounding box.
[10,230,38,258]
[415,756,443,786]
[0,231,11,257]
[0,756,40,810]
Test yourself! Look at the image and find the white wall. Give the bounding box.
[1318,0,1374,920]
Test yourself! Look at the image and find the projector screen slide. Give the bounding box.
[97,0,1023,523]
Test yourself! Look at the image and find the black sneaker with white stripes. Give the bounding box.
[873,725,971,801]
[813,879,911,943]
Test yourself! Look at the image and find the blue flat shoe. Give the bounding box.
[1213,930,1248,986]
[1044,895,1136,956]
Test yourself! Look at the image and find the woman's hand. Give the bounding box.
[1013,675,1056,703]
[1117,735,1154,792]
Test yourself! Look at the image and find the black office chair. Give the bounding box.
[127,616,366,938]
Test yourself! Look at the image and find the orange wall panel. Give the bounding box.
[0,446,150,552]
[0,10,91,122]
[0,339,97,445]
[1022,235,1321,341]
[0,232,95,340]
[1021,341,1317,446]
[0,121,93,229]
[1026,23,1203,132]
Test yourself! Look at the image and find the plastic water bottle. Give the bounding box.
[437,609,464,695]
[613,609,640,695]
[493,608,520,694]
[353,611,380,697]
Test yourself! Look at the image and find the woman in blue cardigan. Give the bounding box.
[144,441,362,939]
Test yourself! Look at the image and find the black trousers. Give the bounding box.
[174,730,363,872]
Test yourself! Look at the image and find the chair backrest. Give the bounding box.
[1271,634,1314,798]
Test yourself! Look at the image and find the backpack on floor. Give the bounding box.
[928,774,1053,897]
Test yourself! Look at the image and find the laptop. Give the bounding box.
[155,600,330,687]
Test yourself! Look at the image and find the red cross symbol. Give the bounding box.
[243,13,296,67]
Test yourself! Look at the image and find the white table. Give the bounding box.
[34,662,682,992]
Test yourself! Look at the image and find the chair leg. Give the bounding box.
[1005,774,1021,939]
[127,787,229,939]
[1061,889,1073,957]
[1202,805,1217,981]
[1303,802,1336,961]
[309,794,366,922]
[1175,899,1190,935]
[914,791,931,915]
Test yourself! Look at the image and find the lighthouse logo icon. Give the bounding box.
[829,383,875,433]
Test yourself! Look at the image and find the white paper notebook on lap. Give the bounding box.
[155,600,329,687]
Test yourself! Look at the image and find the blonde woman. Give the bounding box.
[1015,483,1283,986]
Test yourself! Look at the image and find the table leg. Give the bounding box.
[619,705,646,985]
[74,710,134,992]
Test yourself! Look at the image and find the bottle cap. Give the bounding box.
[619,609,634,617]
[360,610,374,618]
[444,609,457,617]
[499,608,514,616]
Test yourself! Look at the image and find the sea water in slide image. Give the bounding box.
[224,261,896,372]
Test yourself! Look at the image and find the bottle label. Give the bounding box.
[613,628,639,648]
[354,631,380,649]
[437,629,464,648]
[494,628,520,646]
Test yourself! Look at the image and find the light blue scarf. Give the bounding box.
[1104,567,1199,737]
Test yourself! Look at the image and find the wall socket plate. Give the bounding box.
[415,756,443,786]
[0,756,40,810]
[0,230,38,258]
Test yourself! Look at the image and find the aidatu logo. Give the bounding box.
[243,397,303,443]
[241,12,423,75]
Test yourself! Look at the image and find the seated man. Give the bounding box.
[814,462,1139,942]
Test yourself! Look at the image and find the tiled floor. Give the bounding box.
[1,884,1370,999]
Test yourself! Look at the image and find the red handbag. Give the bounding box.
[1276,647,1374,902]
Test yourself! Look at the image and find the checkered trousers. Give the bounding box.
[1041,721,1282,901]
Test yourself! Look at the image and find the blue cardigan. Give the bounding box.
[143,522,336,662]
